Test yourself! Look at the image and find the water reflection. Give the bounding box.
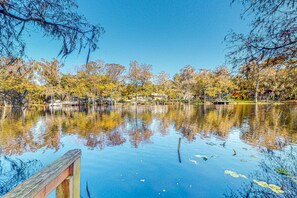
[0,105,296,156]
[1,105,297,197]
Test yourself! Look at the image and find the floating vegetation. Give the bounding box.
[233,149,237,156]
[206,142,216,146]
[224,170,247,179]
[194,155,208,161]
[253,180,284,194]
[210,155,219,159]
[189,159,197,165]
[220,142,226,147]
[275,167,291,176]
[275,167,297,183]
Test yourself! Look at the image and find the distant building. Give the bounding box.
[151,93,167,100]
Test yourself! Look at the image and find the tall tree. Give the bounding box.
[127,60,153,97]
[37,59,63,102]
[179,65,196,103]
[105,63,126,103]
[105,64,125,82]
[226,0,297,103]
[196,69,214,102]
[213,66,234,100]
[156,71,170,92]
[0,57,38,108]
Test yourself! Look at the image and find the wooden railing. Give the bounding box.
[4,149,81,198]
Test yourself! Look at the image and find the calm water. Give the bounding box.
[0,105,297,197]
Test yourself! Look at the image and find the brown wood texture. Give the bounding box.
[3,149,81,198]
[56,176,73,198]
[73,158,81,198]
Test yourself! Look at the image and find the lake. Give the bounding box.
[0,104,297,197]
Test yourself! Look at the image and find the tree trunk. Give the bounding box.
[203,90,206,103]
[3,99,8,107]
[254,77,259,103]
[1,107,7,120]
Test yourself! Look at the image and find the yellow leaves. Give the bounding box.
[224,170,285,194]
[253,180,284,194]
[253,179,269,188]
[224,170,247,179]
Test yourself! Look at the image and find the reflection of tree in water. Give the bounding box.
[174,105,199,141]
[240,105,297,149]
[0,105,296,153]
[62,110,126,150]
[106,130,126,146]
[160,105,243,141]
[163,105,297,148]
[82,129,126,150]
[129,123,153,148]
[0,157,43,196]
[127,108,153,148]
[225,146,297,198]
[0,109,49,155]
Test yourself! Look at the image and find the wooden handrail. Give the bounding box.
[4,149,81,198]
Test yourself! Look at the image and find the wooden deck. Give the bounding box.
[4,149,81,198]
[212,101,231,105]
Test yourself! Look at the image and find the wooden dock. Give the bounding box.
[4,149,81,198]
[212,101,231,105]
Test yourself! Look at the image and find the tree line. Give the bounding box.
[0,56,296,108]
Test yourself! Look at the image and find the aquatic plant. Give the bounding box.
[275,167,291,176]
[253,180,284,194]
[189,159,198,165]
[224,170,247,179]
[194,155,208,161]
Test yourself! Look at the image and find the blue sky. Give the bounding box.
[24,0,250,76]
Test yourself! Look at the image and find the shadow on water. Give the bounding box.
[0,157,43,196]
[224,146,297,198]
[85,181,91,198]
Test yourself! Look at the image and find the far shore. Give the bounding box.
[1,100,297,109]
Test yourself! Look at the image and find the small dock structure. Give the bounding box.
[4,149,81,198]
[212,101,231,105]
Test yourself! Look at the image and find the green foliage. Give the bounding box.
[276,167,291,176]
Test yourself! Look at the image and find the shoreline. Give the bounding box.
[1,100,297,108]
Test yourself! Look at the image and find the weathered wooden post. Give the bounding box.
[4,149,81,198]
[177,138,182,163]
